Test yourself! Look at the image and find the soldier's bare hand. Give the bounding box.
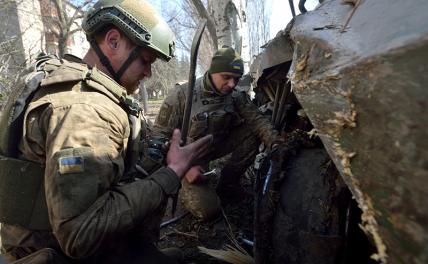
[167,129,212,178]
[184,165,208,184]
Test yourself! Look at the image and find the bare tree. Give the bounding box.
[144,59,175,99]
[246,0,270,61]
[0,0,35,106]
[186,0,250,72]
[40,0,93,58]
[188,0,218,50]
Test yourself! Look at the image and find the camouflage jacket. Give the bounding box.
[0,57,180,262]
[153,72,282,155]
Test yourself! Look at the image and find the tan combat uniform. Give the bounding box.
[0,57,180,263]
[153,73,281,215]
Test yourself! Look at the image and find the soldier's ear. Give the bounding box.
[105,29,121,50]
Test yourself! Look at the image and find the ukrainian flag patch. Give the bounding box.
[59,156,84,174]
[231,62,242,70]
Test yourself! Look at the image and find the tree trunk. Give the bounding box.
[190,0,250,72]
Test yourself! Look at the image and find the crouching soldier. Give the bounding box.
[0,0,212,263]
[153,47,283,221]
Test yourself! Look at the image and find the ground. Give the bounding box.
[158,179,255,264]
[145,99,255,264]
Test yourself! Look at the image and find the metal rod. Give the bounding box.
[262,85,275,102]
[160,212,190,228]
[262,162,273,196]
[181,19,207,145]
[202,168,217,177]
[299,0,307,14]
[288,0,296,17]
[271,81,282,124]
[241,238,254,247]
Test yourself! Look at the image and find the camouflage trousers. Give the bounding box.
[181,123,260,221]
[0,200,175,264]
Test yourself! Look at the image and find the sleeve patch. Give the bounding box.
[59,156,84,174]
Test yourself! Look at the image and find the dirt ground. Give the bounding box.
[145,99,255,263]
[158,177,255,264]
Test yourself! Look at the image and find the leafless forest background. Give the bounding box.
[0,0,272,105]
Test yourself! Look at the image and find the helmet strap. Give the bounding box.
[90,39,143,86]
[116,46,142,79]
[90,39,122,84]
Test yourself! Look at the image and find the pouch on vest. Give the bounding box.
[189,112,209,139]
[136,136,169,177]
[0,71,45,157]
[0,56,51,230]
[207,110,233,137]
[189,109,235,141]
[0,156,50,230]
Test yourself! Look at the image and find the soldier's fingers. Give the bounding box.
[194,143,212,159]
[170,129,182,147]
[185,135,211,159]
[190,134,212,155]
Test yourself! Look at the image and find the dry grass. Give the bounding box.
[198,209,255,264]
[198,245,255,264]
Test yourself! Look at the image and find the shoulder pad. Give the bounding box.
[63,54,83,63]
[34,54,58,71]
[39,59,141,116]
[40,60,87,87]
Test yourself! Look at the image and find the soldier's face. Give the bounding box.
[120,47,157,94]
[211,72,241,95]
[99,29,157,94]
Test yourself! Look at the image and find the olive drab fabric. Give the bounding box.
[0,56,182,263]
[153,72,282,221]
[188,75,240,143]
[0,55,57,231]
[82,0,175,61]
[153,72,282,161]
[208,46,244,75]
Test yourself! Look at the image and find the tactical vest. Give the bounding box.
[188,78,242,142]
[0,55,142,231]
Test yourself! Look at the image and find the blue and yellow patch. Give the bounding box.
[59,156,84,174]
[230,62,242,70]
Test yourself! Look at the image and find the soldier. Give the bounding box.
[153,47,283,221]
[0,0,212,263]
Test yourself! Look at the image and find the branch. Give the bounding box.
[52,0,66,27]
[188,0,218,50]
[69,28,81,35]
[66,0,93,29]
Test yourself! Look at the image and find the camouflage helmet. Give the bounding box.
[82,0,175,61]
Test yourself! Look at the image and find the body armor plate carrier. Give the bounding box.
[0,55,141,230]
